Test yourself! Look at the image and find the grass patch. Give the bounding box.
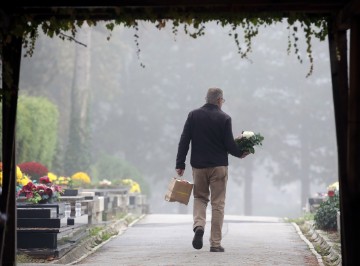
[101,232,113,242]
[116,212,127,220]
[89,224,118,246]
[89,226,105,236]
[286,213,315,225]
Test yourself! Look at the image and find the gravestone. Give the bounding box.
[17,203,66,249]
[17,202,88,259]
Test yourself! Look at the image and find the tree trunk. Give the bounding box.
[65,25,92,175]
[300,126,310,211]
[244,166,252,215]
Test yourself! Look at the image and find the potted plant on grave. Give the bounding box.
[17,161,49,182]
[55,176,77,196]
[1,164,31,188]
[98,178,113,188]
[17,176,63,204]
[16,166,31,187]
[120,178,141,193]
[314,182,340,231]
[71,171,92,189]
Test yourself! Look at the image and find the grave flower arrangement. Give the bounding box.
[0,162,2,186]
[17,176,63,204]
[235,131,264,154]
[99,179,112,187]
[121,178,141,193]
[0,163,30,187]
[327,181,339,198]
[16,166,31,186]
[71,172,91,188]
[18,161,49,181]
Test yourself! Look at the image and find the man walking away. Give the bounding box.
[175,88,248,252]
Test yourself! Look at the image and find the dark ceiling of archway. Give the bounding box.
[3,0,356,21]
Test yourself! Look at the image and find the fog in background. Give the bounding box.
[18,21,338,218]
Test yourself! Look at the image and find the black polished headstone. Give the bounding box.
[17,208,54,218]
[18,218,61,228]
[17,202,65,215]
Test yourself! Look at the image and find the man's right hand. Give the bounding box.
[176,169,184,176]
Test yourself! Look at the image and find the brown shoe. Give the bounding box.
[192,226,204,250]
[210,246,225,252]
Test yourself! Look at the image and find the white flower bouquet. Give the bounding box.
[235,131,264,154]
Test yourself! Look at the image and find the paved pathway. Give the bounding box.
[76,214,320,266]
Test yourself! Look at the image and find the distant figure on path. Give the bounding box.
[175,87,249,252]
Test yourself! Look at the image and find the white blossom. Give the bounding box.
[100,179,112,186]
[242,131,255,139]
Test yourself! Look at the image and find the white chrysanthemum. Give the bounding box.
[242,131,255,138]
[99,179,112,186]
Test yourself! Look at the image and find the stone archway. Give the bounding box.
[1,2,359,264]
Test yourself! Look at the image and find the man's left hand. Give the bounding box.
[235,133,243,140]
[176,169,184,176]
[240,151,250,159]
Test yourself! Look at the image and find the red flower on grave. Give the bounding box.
[45,187,53,197]
[36,185,46,196]
[18,161,49,181]
[26,192,34,199]
[21,182,36,193]
[327,190,335,197]
[39,176,51,184]
[53,185,62,192]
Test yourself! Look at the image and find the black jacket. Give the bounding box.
[176,103,243,169]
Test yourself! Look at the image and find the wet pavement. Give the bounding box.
[75,214,320,266]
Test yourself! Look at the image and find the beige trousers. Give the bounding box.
[192,166,228,247]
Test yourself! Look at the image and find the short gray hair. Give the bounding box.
[206,88,223,104]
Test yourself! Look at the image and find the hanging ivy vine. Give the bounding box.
[1,9,329,79]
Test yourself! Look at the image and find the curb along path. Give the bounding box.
[300,221,341,266]
[61,214,146,265]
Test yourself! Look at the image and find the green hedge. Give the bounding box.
[1,95,59,168]
[314,194,339,231]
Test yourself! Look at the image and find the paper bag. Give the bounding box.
[165,177,193,205]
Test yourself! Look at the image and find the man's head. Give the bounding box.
[206,88,225,107]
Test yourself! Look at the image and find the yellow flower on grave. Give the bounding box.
[130,182,141,193]
[18,174,31,186]
[121,178,141,193]
[327,181,339,191]
[16,167,31,186]
[0,162,2,186]
[16,166,23,180]
[47,172,57,182]
[71,172,91,185]
[1,166,29,186]
[121,178,132,185]
[57,176,68,185]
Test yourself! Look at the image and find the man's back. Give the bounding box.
[176,103,242,169]
[189,104,230,168]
